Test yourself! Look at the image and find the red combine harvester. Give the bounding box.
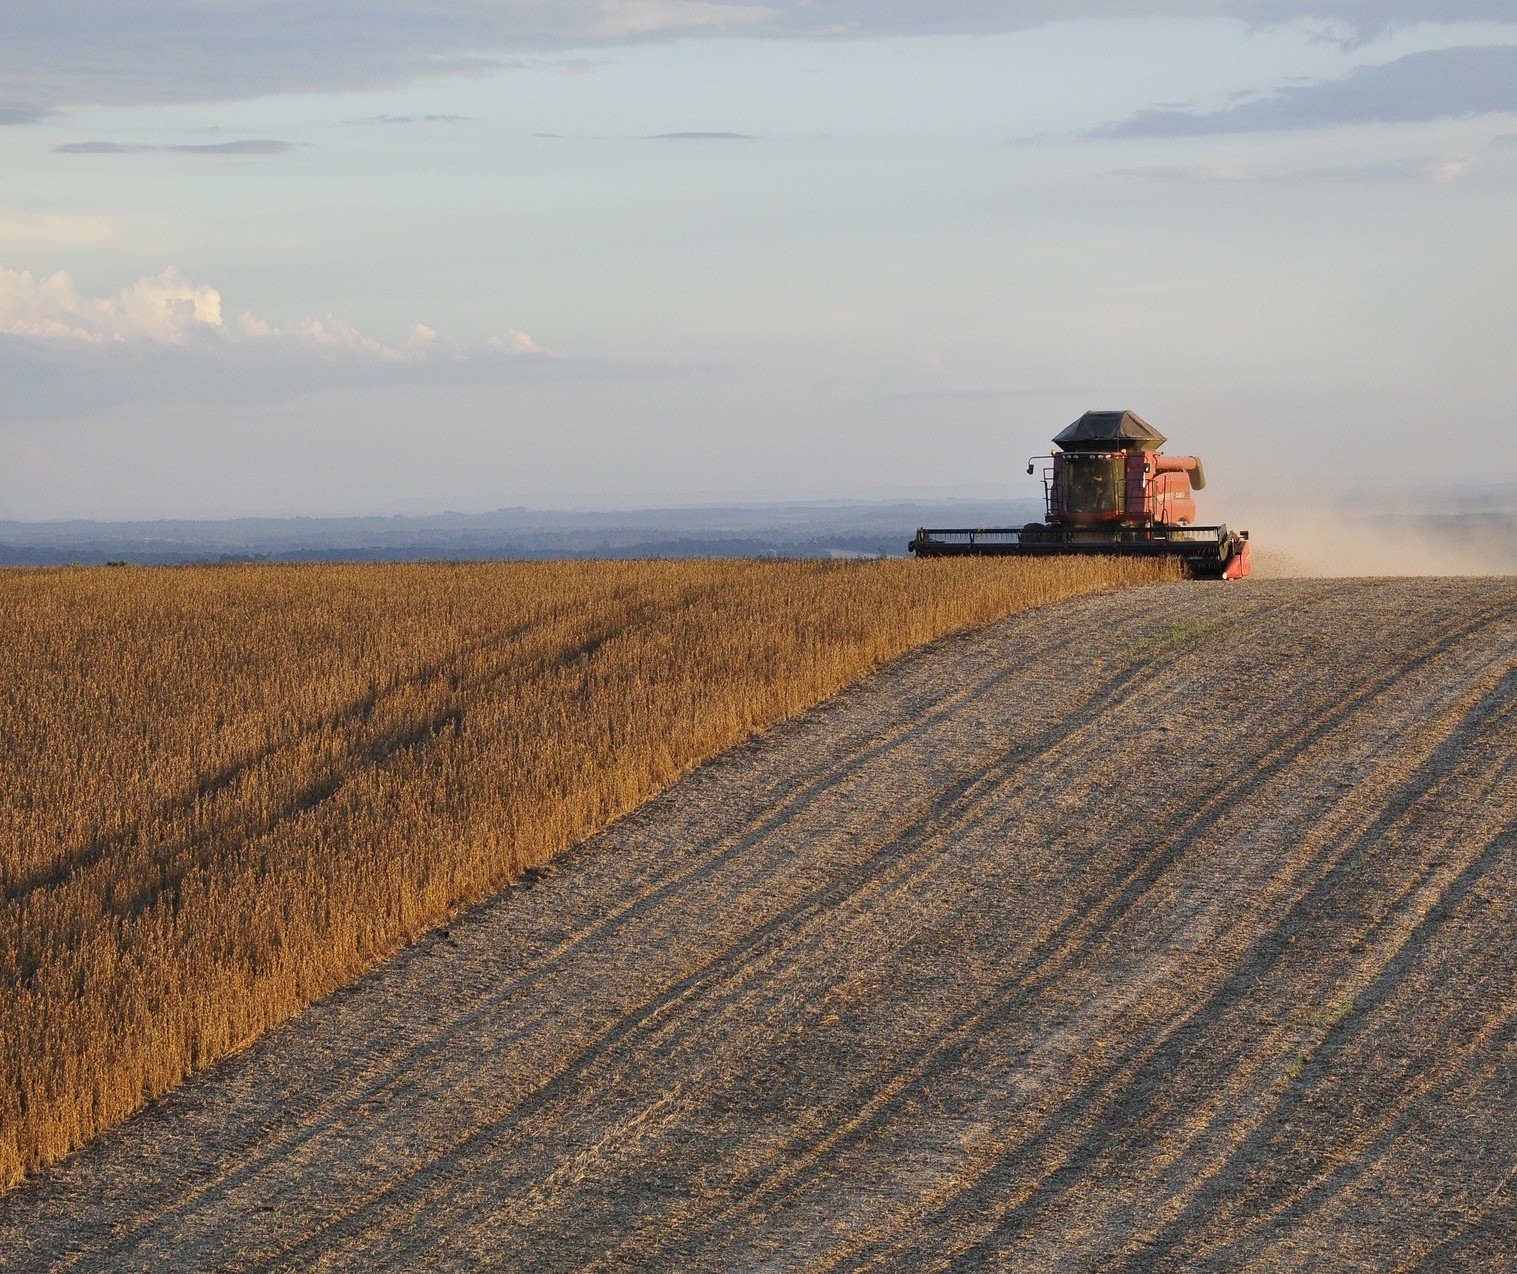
[909,410,1252,579]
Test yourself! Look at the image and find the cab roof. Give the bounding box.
[1053,410,1167,452]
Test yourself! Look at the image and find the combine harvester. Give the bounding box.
[910,410,1252,579]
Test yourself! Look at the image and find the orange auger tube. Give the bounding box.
[1154,454,1206,489]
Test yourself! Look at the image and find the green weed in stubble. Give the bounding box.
[1285,997,1359,1080]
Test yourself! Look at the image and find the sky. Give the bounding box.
[1,1,1515,520]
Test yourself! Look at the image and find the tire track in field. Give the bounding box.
[1,579,1515,1273]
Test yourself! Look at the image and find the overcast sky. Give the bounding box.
[2,1,1514,518]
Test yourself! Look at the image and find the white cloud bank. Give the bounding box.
[0,265,221,344]
[0,263,544,359]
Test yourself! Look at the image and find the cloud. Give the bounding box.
[577,0,776,37]
[1495,132,1517,147]
[488,330,548,355]
[5,2,1513,109]
[242,315,550,360]
[1,261,546,362]
[0,1,775,107]
[1095,44,1517,137]
[354,115,476,126]
[0,265,223,344]
[1118,154,1473,181]
[0,102,58,125]
[533,129,754,140]
[54,139,294,155]
[246,314,404,359]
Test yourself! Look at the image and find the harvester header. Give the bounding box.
[909,410,1251,579]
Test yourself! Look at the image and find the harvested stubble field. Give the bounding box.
[0,555,1165,1191]
[1,577,1512,1271]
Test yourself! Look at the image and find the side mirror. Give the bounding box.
[1026,464,1035,475]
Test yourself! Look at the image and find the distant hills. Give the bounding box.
[5,498,1512,573]
[0,499,1044,566]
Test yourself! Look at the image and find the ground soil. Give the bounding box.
[2,579,1514,1272]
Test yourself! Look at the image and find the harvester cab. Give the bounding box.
[910,410,1251,579]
